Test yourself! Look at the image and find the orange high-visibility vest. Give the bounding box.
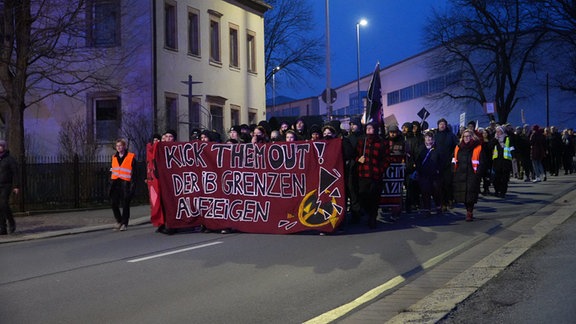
[111,152,135,181]
[452,144,482,173]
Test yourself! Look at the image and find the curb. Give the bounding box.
[0,216,151,244]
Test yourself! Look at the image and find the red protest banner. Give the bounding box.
[152,139,346,234]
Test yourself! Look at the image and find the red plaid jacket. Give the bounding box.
[356,135,390,180]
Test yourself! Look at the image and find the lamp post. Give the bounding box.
[325,0,332,120]
[356,19,367,116]
[272,66,281,111]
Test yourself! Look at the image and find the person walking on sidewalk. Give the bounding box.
[530,125,547,182]
[0,140,19,235]
[492,126,514,198]
[452,129,485,222]
[109,139,137,231]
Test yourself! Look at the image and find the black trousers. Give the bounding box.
[0,186,15,233]
[110,182,131,226]
[357,178,382,226]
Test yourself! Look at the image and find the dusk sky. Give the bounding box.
[276,0,449,100]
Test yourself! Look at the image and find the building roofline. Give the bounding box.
[233,0,272,13]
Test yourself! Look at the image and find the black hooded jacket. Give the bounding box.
[0,150,19,188]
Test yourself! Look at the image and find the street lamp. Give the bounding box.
[356,19,367,116]
[325,0,332,120]
[272,66,281,111]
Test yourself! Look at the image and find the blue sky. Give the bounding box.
[277,0,449,99]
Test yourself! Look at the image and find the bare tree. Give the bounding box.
[424,0,549,123]
[120,110,152,161]
[264,0,324,91]
[0,0,129,158]
[58,116,99,162]
[540,0,576,93]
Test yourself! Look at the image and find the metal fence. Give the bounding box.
[12,155,148,212]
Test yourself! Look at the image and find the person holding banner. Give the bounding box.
[294,118,308,141]
[346,118,363,224]
[251,125,269,144]
[355,122,390,228]
[109,139,137,231]
[452,129,484,222]
[153,130,177,234]
[285,130,297,142]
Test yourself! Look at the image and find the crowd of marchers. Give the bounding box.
[144,117,575,234]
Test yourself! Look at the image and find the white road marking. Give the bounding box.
[127,241,223,263]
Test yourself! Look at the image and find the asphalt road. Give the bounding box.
[1,175,575,323]
[1,221,485,323]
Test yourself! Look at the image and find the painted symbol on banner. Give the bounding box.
[278,219,298,230]
[297,167,343,228]
[313,142,326,164]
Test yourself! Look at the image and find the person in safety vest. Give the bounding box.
[452,129,485,222]
[110,138,137,231]
[491,126,514,198]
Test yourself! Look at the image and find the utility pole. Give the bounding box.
[181,74,203,129]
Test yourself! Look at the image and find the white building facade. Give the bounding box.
[317,48,575,132]
[22,0,270,157]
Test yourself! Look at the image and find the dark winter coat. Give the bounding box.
[415,144,442,194]
[0,150,19,188]
[514,133,531,160]
[434,128,459,169]
[404,132,422,173]
[530,130,547,161]
[452,140,484,205]
[562,133,575,158]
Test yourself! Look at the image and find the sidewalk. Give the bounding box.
[0,204,151,243]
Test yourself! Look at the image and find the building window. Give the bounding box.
[229,25,239,68]
[188,8,200,56]
[165,1,177,50]
[209,13,221,63]
[413,81,429,98]
[165,94,178,132]
[230,105,240,126]
[247,31,256,72]
[399,86,413,102]
[387,91,400,106]
[429,76,445,94]
[445,71,462,87]
[248,110,257,125]
[210,105,223,135]
[94,97,120,143]
[349,91,366,115]
[87,0,120,47]
[189,98,201,129]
